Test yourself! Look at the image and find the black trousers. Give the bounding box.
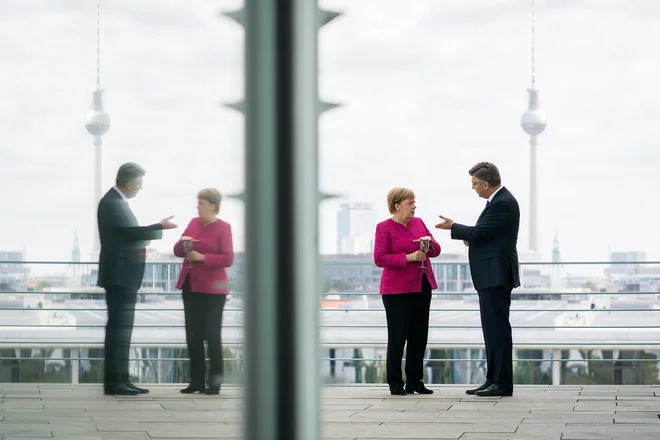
[104,286,137,386]
[478,285,513,390]
[182,278,227,386]
[381,275,432,389]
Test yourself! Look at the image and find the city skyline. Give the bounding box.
[336,202,376,255]
[1,0,659,262]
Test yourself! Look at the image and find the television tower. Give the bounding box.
[520,0,546,256]
[85,0,111,255]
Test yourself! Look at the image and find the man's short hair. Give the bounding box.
[469,162,501,187]
[116,163,146,187]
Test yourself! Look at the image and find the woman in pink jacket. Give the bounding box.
[173,188,234,395]
[374,187,441,395]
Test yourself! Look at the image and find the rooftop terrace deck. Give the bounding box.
[1,384,659,439]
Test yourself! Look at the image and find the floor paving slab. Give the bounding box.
[0,384,659,439]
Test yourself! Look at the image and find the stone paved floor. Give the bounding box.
[0,384,659,439]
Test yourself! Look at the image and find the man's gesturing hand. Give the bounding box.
[160,216,178,230]
[435,215,454,230]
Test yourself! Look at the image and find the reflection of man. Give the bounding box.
[435,162,519,397]
[97,163,177,396]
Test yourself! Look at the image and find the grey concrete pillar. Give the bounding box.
[222,2,340,439]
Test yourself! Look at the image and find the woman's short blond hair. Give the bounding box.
[198,188,222,214]
[386,187,415,214]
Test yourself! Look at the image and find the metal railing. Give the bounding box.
[1,259,659,385]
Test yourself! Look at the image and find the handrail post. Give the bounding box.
[71,348,79,385]
[552,349,561,385]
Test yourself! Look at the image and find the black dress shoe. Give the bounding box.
[405,381,434,395]
[104,383,139,396]
[465,383,491,395]
[475,384,513,397]
[181,383,207,394]
[205,385,221,395]
[125,382,149,394]
[390,387,407,396]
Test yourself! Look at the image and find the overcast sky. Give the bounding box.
[1,0,659,266]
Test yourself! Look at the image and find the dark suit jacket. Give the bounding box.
[97,188,163,290]
[450,187,520,291]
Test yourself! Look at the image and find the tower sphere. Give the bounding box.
[520,109,546,136]
[85,109,111,136]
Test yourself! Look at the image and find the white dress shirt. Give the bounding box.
[113,186,128,203]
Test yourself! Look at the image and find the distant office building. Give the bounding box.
[606,251,647,277]
[336,203,375,254]
[0,251,28,275]
[610,251,646,266]
[0,251,25,268]
[605,251,657,289]
[321,253,472,293]
[142,251,181,292]
[82,249,181,292]
[433,253,473,292]
[322,254,381,292]
[0,250,27,292]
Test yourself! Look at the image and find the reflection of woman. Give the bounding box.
[374,187,441,395]
[173,188,234,395]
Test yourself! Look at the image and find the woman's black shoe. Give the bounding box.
[180,383,206,394]
[205,385,221,395]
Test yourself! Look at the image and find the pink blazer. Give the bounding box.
[374,217,441,294]
[173,217,234,295]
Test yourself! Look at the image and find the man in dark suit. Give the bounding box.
[97,162,177,395]
[435,162,520,397]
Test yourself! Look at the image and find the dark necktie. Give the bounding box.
[477,201,489,222]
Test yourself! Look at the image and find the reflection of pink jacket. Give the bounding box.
[374,217,441,295]
[173,217,234,294]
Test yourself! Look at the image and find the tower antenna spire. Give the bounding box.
[85,0,111,257]
[96,0,101,86]
[531,0,536,87]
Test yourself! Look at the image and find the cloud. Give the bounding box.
[0,0,659,269]
[319,0,660,260]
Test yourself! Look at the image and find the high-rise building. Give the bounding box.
[0,250,28,292]
[610,251,647,266]
[606,251,648,279]
[85,0,111,257]
[336,203,375,254]
[0,251,26,275]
